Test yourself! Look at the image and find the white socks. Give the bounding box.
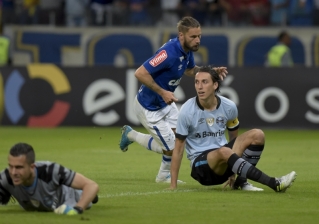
[157,155,171,179]
[127,130,163,154]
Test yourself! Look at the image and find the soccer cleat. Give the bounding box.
[92,195,99,204]
[119,125,133,152]
[275,171,297,193]
[155,174,186,184]
[240,182,264,191]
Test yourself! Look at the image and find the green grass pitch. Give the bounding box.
[0,127,318,224]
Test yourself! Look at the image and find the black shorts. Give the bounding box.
[190,138,236,186]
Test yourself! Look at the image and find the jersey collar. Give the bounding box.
[176,37,188,56]
[196,95,221,111]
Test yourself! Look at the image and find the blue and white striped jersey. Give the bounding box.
[137,37,195,111]
[0,161,81,211]
[176,95,239,166]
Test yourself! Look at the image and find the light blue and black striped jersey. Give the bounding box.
[0,161,81,211]
[176,95,239,166]
[137,37,195,111]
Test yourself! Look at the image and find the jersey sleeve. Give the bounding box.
[143,48,173,75]
[0,169,12,205]
[226,101,239,131]
[176,105,191,139]
[50,163,76,187]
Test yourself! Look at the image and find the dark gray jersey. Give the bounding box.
[0,161,81,211]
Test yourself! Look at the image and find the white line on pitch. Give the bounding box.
[99,189,203,198]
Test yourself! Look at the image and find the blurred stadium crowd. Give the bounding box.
[1,0,318,27]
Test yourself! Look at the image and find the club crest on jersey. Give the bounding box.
[149,50,167,67]
[31,199,40,208]
[206,118,214,126]
[216,116,226,128]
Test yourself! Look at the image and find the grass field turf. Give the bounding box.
[0,127,318,224]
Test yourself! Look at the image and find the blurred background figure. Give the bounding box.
[265,31,294,67]
[90,0,114,26]
[288,0,313,26]
[1,0,16,25]
[18,0,40,25]
[269,0,289,26]
[112,0,129,26]
[181,0,207,25]
[0,23,11,66]
[313,0,319,26]
[205,0,224,26]
[128,0,150,26]
[38,0,64,26]
[219,0,250,26]
[160,0,181,26]
[65,0,89,27]
[246,0,270,26]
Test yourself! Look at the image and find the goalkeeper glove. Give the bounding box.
[54,204,83,215]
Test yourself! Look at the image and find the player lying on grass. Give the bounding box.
[170,65,297,192]
[0,143,99,215]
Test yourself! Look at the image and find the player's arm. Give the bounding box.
[0,170,12,205]
[228,129,238,142]
[70,173,99,210]
[170,137,186,189]
[184,65,200,77]
[135,65,178,104]
[185,66,228,80]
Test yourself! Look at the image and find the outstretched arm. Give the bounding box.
[170,137,186,189]
[71,173,99,210]
[184,66,228,80]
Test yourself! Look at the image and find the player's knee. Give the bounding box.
[250,129,265,145]
[217,147,233,162]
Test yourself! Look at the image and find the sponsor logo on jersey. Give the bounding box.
[149,50,168,67]
[206,118,214,126]
[179,56,184,62]
[168,78,182,86]
[216,116,226,128]
[178,64,182,70]
[198,118,205,124]
[195,130,225,138]
[31,199,40,208]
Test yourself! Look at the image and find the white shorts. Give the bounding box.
[133,97,179,151]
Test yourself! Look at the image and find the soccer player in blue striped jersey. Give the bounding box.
[170,66,296,192]
[0,143,99,215]
[119,16,227,183]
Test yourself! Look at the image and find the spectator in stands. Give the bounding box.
[19,0,40,25]
[246,0,270,26]
[2,0,16,25]
[288,0,313,26]
[181,0,207,25]
[313,0,319,26]
[90,0,114,26]
[218,0,250,26]
[112,0,129,25]
[265,31,294,67]
[0,23,11,66]
[65,0,89,27]
[128,0,150,26]
[160,0,181,26]
[205,0,224,26]
[269,0,289,26]
[38,0,64,26]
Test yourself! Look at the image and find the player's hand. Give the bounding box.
[161,90,178,105]
[54,204,80,215]
[214,67,228,81]
[223,174,236,189]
